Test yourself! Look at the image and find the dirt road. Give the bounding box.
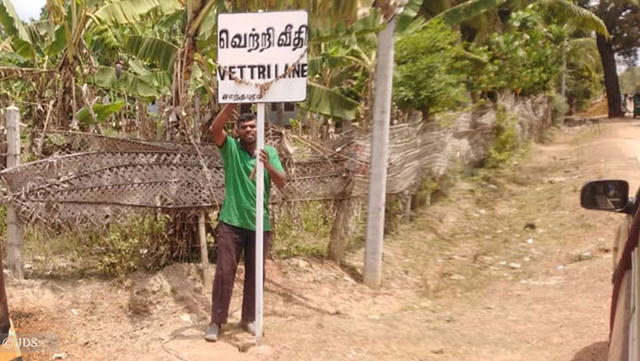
[10,119,640,361]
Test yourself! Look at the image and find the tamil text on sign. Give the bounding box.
[217,11,309,104]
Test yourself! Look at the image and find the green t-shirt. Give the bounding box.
[218,135,284,231]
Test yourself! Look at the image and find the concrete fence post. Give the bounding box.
[5,105,23,279]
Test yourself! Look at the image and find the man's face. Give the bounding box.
[237,119,257,144]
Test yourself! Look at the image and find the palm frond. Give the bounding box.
[567,37,597,48]
[430,0,507,26]
[537,0,609,38]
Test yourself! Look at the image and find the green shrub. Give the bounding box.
[487,8,564,96]
[487,109,520,168]
[394,19,470,118]
[551,93,569,125]
[25,213,172,279]
[416,178,439,207]
[92,214,171,278]
[384,196,406,234]
[565,38,604,112]
[272,202,333,258]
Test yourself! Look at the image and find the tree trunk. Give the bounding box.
[276,103,285,127]
[124,95,134,133]
[309,112,318,139]
[139,98,156,139]
[328,198,352,264]
[169,37,197,141]
[597,34,623,118]
[57,62,74,129]
[194,94,201,141]
[561,45,567,99]
[117,102,124,133]
[164,2,209,261]
[157,96,165,140]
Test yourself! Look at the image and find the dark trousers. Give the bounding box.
[210,221,270,325]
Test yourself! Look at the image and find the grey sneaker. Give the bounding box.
[239,320,256,336]
[204,323,220,342]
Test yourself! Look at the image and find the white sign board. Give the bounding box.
[217,11,308,104]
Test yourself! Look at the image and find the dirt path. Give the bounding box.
[9,119,640,361]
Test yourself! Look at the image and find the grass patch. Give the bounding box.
[272,201,334,258]
[487,108,520,168]
[25,213,172,280]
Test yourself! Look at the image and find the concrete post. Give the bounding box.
[364,15,396,289]
[5,106,23,279]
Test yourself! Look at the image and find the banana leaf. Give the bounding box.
[46,25,67,57]
[396,0,423,33]
[90,66,163,98]
[140,71,172,89]
[93,0,182,26]
[300,82,359,120]
[76,101,126,126]
[124,35,179,74]
[0,0,33,60]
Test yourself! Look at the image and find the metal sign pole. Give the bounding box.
[255,103,265,344]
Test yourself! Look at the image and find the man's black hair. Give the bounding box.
[236,113,256,127]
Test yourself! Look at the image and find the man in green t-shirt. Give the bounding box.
[205,104,286,342]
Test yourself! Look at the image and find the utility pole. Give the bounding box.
[363,14,397,289]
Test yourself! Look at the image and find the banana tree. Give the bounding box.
[0,0,37,63]
[51,0,184,127]
[0,0,183,128]
[156,0,382,141]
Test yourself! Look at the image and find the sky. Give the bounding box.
[14,0,46,22]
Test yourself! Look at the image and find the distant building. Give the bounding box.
[266,102,300,126]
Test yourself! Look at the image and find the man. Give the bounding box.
[205,104,286,342]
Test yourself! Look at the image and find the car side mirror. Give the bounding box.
[581,180,630,212]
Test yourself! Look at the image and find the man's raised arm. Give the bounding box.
[210,104,237,147]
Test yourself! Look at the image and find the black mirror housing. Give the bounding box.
[581,180,630,212]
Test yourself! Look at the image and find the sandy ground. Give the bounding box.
[9,118,640,361]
